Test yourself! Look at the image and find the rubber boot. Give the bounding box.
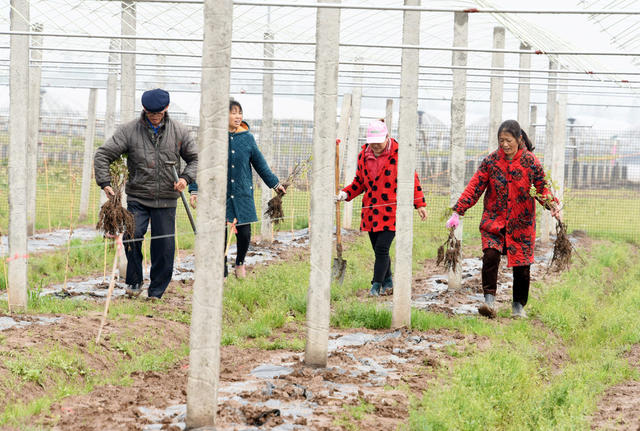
[478,293,496,318]
[512,301,527,318]
[381,276,393,296]
[369,282,382,297]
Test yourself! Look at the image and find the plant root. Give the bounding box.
[437,229,461,273]
[265,156,311,225]
[548,222,573,273]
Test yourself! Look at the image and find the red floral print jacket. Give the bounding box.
[342,138,426,232]
[453,146,557,267]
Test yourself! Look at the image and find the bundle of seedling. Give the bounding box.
[96,156,134,240]
[265,155,312,225]
[437,228,461,272]
[529,180,573,273]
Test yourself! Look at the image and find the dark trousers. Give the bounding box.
[224,224,251,277]
[481,248,531,306]
[125,201,176,298]
[368,231,395,284]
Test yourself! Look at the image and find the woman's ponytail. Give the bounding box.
[520,130,534,151]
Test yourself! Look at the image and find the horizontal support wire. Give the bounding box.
[1,31,637,56]
[1,45,637,76]
[86,0,640,14]
[9,59,639,85]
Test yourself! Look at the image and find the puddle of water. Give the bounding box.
[250,364,294,379]
[0,315,63,331]
[328,332,376,351]
[1,227,100,256]
[39,277,129,301]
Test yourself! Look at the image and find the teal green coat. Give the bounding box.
[189,121,279,224]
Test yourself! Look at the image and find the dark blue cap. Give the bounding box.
[141,88,170,112]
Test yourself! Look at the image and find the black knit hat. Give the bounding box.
[141,88,170,112]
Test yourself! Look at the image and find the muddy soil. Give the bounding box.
[35,324,487,431]
[0,230,595,430]
[590,345,640,431]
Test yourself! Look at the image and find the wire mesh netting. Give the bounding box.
[1,113,638,243]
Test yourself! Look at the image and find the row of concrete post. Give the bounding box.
[6,1,568,427]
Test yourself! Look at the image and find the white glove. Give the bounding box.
[335,191,348,202]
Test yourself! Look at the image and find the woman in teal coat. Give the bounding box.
[189,100,286,278]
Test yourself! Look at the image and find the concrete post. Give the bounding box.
[105,39,119,138]
[185,0,232,427]
[8,0,30,310]
[393,0,420,329]
[342,88,361,229]
[120,1,136,122]
[552,74,567,202]
[336,93,352,181]
[541,59,557,244]
[27,23,43,236]
[79,89,98,221]
[529,105,537,141]
[448,11,468,291]
[260,29,274,243]
[385,99,393,132]
[305,0,341,368]
[488,27,505,153]
[517,42,531,132]
[102,39,119,206]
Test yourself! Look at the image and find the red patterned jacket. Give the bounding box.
[342,138,426,232]
[453,146,556,267]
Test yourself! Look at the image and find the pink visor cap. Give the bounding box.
[366,120,388,144]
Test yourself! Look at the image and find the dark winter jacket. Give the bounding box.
[188,121,279,224]
[341,138,426,232]
[94,112,198,208]
[453,146,556,267]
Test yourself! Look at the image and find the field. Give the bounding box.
[1,154,640,430]
[1,213,640,429]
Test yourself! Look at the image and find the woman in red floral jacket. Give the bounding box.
[447,120,561,318]
[336,120,427,296]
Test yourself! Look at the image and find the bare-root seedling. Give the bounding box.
[96,157,134,243]
[548,222,573,273]
[265,156,311,225]
[437,229,461,273]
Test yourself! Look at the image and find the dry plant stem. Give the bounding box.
[44,158,52,232]
[174,220,181,266]
[143,236,149,276]
[265,156,312,225]
[63,176,77,291]
[291,208,295,236]
[96,242,120,344]
[102,237,108,283]
[306,175,310,233]
[1,228,10,314]
[224,220,237,259]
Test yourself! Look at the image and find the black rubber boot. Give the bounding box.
[512,301,527,318]
[478,293,496,318]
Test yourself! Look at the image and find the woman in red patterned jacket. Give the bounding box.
[336,120,427,297]
[447,120,561,318]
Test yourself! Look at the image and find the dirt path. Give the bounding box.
[590,345,640,430]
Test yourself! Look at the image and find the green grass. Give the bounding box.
[406,241,640,431]
[0,333,189,428]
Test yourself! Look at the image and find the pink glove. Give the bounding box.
[446,212,460,229]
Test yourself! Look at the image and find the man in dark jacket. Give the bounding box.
[94,88,197,299]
